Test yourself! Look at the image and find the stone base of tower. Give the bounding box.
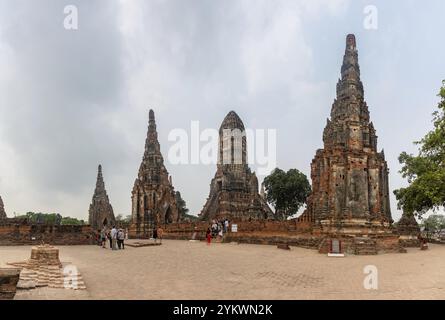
[396,212,421,248]
[319,217,392,235]
[317,218,404,255]
[128,223,154,239]
[398,235,420,248]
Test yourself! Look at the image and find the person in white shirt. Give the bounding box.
[111,226,118,250]
[117,228,125,249]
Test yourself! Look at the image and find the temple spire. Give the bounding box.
[0,195,6,220]
[130,108,181,233]
[341,34,360,75]
[144,109,161,158]
[89,164,115,230]
[336,34,364,100]
[149,109,156,128]
[302,34,392,229]
[95,164,106,195]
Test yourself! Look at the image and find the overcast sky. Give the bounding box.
[0,0,444,221]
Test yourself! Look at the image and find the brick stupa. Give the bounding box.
[129,109,180,238]
[200,111,273,221]
[0,195,7,220]
[300,35,399,253]
[88,164,116,231]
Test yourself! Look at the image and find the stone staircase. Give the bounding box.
[353,237,377,255]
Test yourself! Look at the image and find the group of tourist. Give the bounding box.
[97,226,127,250]
[206,218,230,244]
[96,226,165,249]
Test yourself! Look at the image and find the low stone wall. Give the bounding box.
[128,219,415,254]
[223,232,320,249]
[399,235,421,248]
[0,268,20,300]
[0,224,94,246]
[154,220,318,248]
[318,234,403,255]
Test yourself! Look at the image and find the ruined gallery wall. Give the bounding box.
[0,224,94,246]
[159,219,321,249]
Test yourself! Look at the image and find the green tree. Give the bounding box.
[420,214,445,239]
[61,216,85,225]
[16,212,85,225]
[394,81,445,217]
[175,191,189,219]
[263,168,311,220]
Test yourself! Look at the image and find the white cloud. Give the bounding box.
[0,0,443,223]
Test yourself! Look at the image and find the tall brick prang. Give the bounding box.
[130,109,180,238]
[302,34,392,234]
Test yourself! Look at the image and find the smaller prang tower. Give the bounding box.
[88,165,116,230]
[0,195,7,220]
[200,111,273,221]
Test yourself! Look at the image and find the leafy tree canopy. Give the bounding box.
[175,191,189,219]
[420,214,445,238]
[263,168,311,220]
[394,81,445,217]
[15,212,85,225]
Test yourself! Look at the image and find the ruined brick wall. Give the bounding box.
[0,224,94,246]
[152,220,319,249]
[0,268,20,299]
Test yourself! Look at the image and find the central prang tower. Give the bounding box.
[130,109,180,238]
[200,111,273,221]
[303,34,392,236]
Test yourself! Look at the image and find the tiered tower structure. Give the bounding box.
[88,165,116,230]
[397,211,420,247]
[0,195,7,220]
[130,109,180,237]
[303,34,392,235]
[200,111,273,221]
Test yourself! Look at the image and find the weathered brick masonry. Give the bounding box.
[155,220,321,249]
[0,224,94,246]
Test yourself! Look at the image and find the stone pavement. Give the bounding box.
[0,240,444,300]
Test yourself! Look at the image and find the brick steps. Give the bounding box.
[353,237,377,255]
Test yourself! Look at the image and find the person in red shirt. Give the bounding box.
[206,228,212,245]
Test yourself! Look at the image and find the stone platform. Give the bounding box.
[0,268,20,299]
[125,239,162,248]
[7,244,86,290]
[2,241,444,299]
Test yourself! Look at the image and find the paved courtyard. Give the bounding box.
[1,240,444,300]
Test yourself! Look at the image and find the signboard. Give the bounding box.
[331,239,341,254]
[231,224,238,233]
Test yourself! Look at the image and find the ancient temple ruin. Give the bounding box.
[88,164,116,230]
[130,109,180,238]
[8,244,86,290]
[396,211,420,247]
[302,34,393,237]
[200,111,273,221]
[0,195,6,220]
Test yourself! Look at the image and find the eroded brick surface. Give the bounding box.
[200,111,273,221]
